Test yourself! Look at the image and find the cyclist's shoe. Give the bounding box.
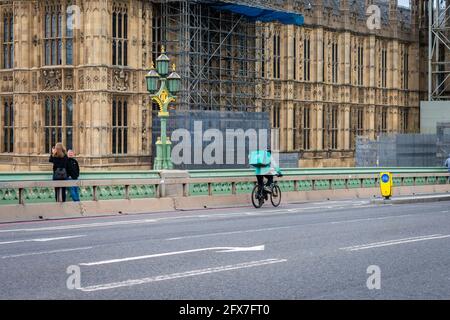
[264,185,272,193]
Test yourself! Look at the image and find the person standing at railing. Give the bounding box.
[49,143,69,202]
[445,154,450,182]
[67,150,80,202]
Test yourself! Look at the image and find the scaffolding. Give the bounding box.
[151,0,268,111]
[428,0,450,100]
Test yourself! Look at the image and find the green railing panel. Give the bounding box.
[314,180,330,190]
[347,179,361,189]
[79,186,94,201]
[236,182,255,194]
[22,187,54,203]
[278,180,295,192]
[331,179,346,189]
[97,185,125,200]
[362,178,377,188]
[0,188,19,205]
[189,183,209,196]
[128,185,157,199]
[437,176,448,184]
[298,180,313,191]
[402,177,415,186]
[212,182,232,195]
[427,176,437,185]
[415,177,426,185]
[393,177,402,186]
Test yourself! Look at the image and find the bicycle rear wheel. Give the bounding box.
[251,185,264,208]
[270,184,282,207]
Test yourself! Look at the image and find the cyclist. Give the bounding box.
[254,149,283,196]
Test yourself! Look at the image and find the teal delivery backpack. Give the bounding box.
[249,150,271,167]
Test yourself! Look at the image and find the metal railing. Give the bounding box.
[1,171,449,205]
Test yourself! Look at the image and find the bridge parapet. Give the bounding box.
[0,168,448,206]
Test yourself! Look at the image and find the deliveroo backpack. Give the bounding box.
[249,150,271,167]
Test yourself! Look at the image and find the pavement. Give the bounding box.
[371,193,450,204]
[0,198,449,299]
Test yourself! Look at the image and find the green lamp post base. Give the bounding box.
[153,139,173,171]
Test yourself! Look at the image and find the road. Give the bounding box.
[0,198,449,299]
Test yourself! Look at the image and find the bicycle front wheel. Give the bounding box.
[270,184,282,207]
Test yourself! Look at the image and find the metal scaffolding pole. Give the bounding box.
[428,0,450,100]
[150,0,266,111]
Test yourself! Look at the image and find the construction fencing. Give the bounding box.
[356,126,450,167]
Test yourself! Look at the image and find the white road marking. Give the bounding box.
[340,234,450,251]
[80,245,265,266]
[79,258,287,292]
[0,219,157,233]
[1,246,92,259]
[330,214,414,224]
[166,226,295,241]
[0,202,372,234]
[0,235,85,245]
[166,213,414,241]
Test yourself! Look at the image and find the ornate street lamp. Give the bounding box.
[167,65,181,94]
[156,49,170,77]
[147,46,180,171]
[145,63,160,94]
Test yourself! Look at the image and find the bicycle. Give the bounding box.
[251,181,282,208]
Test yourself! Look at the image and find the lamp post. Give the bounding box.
[146,46,181,170]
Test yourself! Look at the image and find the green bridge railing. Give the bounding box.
[0,168,448,205]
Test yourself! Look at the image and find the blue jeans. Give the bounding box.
[67,177,80,202]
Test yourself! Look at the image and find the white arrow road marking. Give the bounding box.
[79,258,287,292]
[79,245,265,266]
[340,234,450,251]
[0,235,85,245]
[1,246,92,259]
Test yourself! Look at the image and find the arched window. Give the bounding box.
[2,98,14,153]
[112,96,128,154]
[2,11,13,69]
[44,2,74,66]
[44,96,74,153]
[112,4,128,66]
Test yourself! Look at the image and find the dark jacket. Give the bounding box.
[49,155,69,173]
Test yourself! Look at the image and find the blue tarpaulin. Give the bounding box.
[211,2,304,26]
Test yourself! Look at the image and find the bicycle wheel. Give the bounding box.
[251,185,264,208]
[270,184,282,207]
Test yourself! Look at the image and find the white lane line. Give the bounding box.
[79,245,265,266]
[79,258,287,292]
[166,226,295,241]
[0,203,372,234]
[1,246,92,259]
[340,234,450,251]
[0,219,157,233]
[331,214,414,224]
[166,213,412,241]
[0,235,85,245]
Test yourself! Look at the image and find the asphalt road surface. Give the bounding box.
[0,199,449,299]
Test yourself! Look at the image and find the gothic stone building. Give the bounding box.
[0,0,424,171]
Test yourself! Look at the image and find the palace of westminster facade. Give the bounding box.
[0,0,427,170]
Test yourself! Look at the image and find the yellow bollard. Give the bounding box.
[379,172,393,200]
